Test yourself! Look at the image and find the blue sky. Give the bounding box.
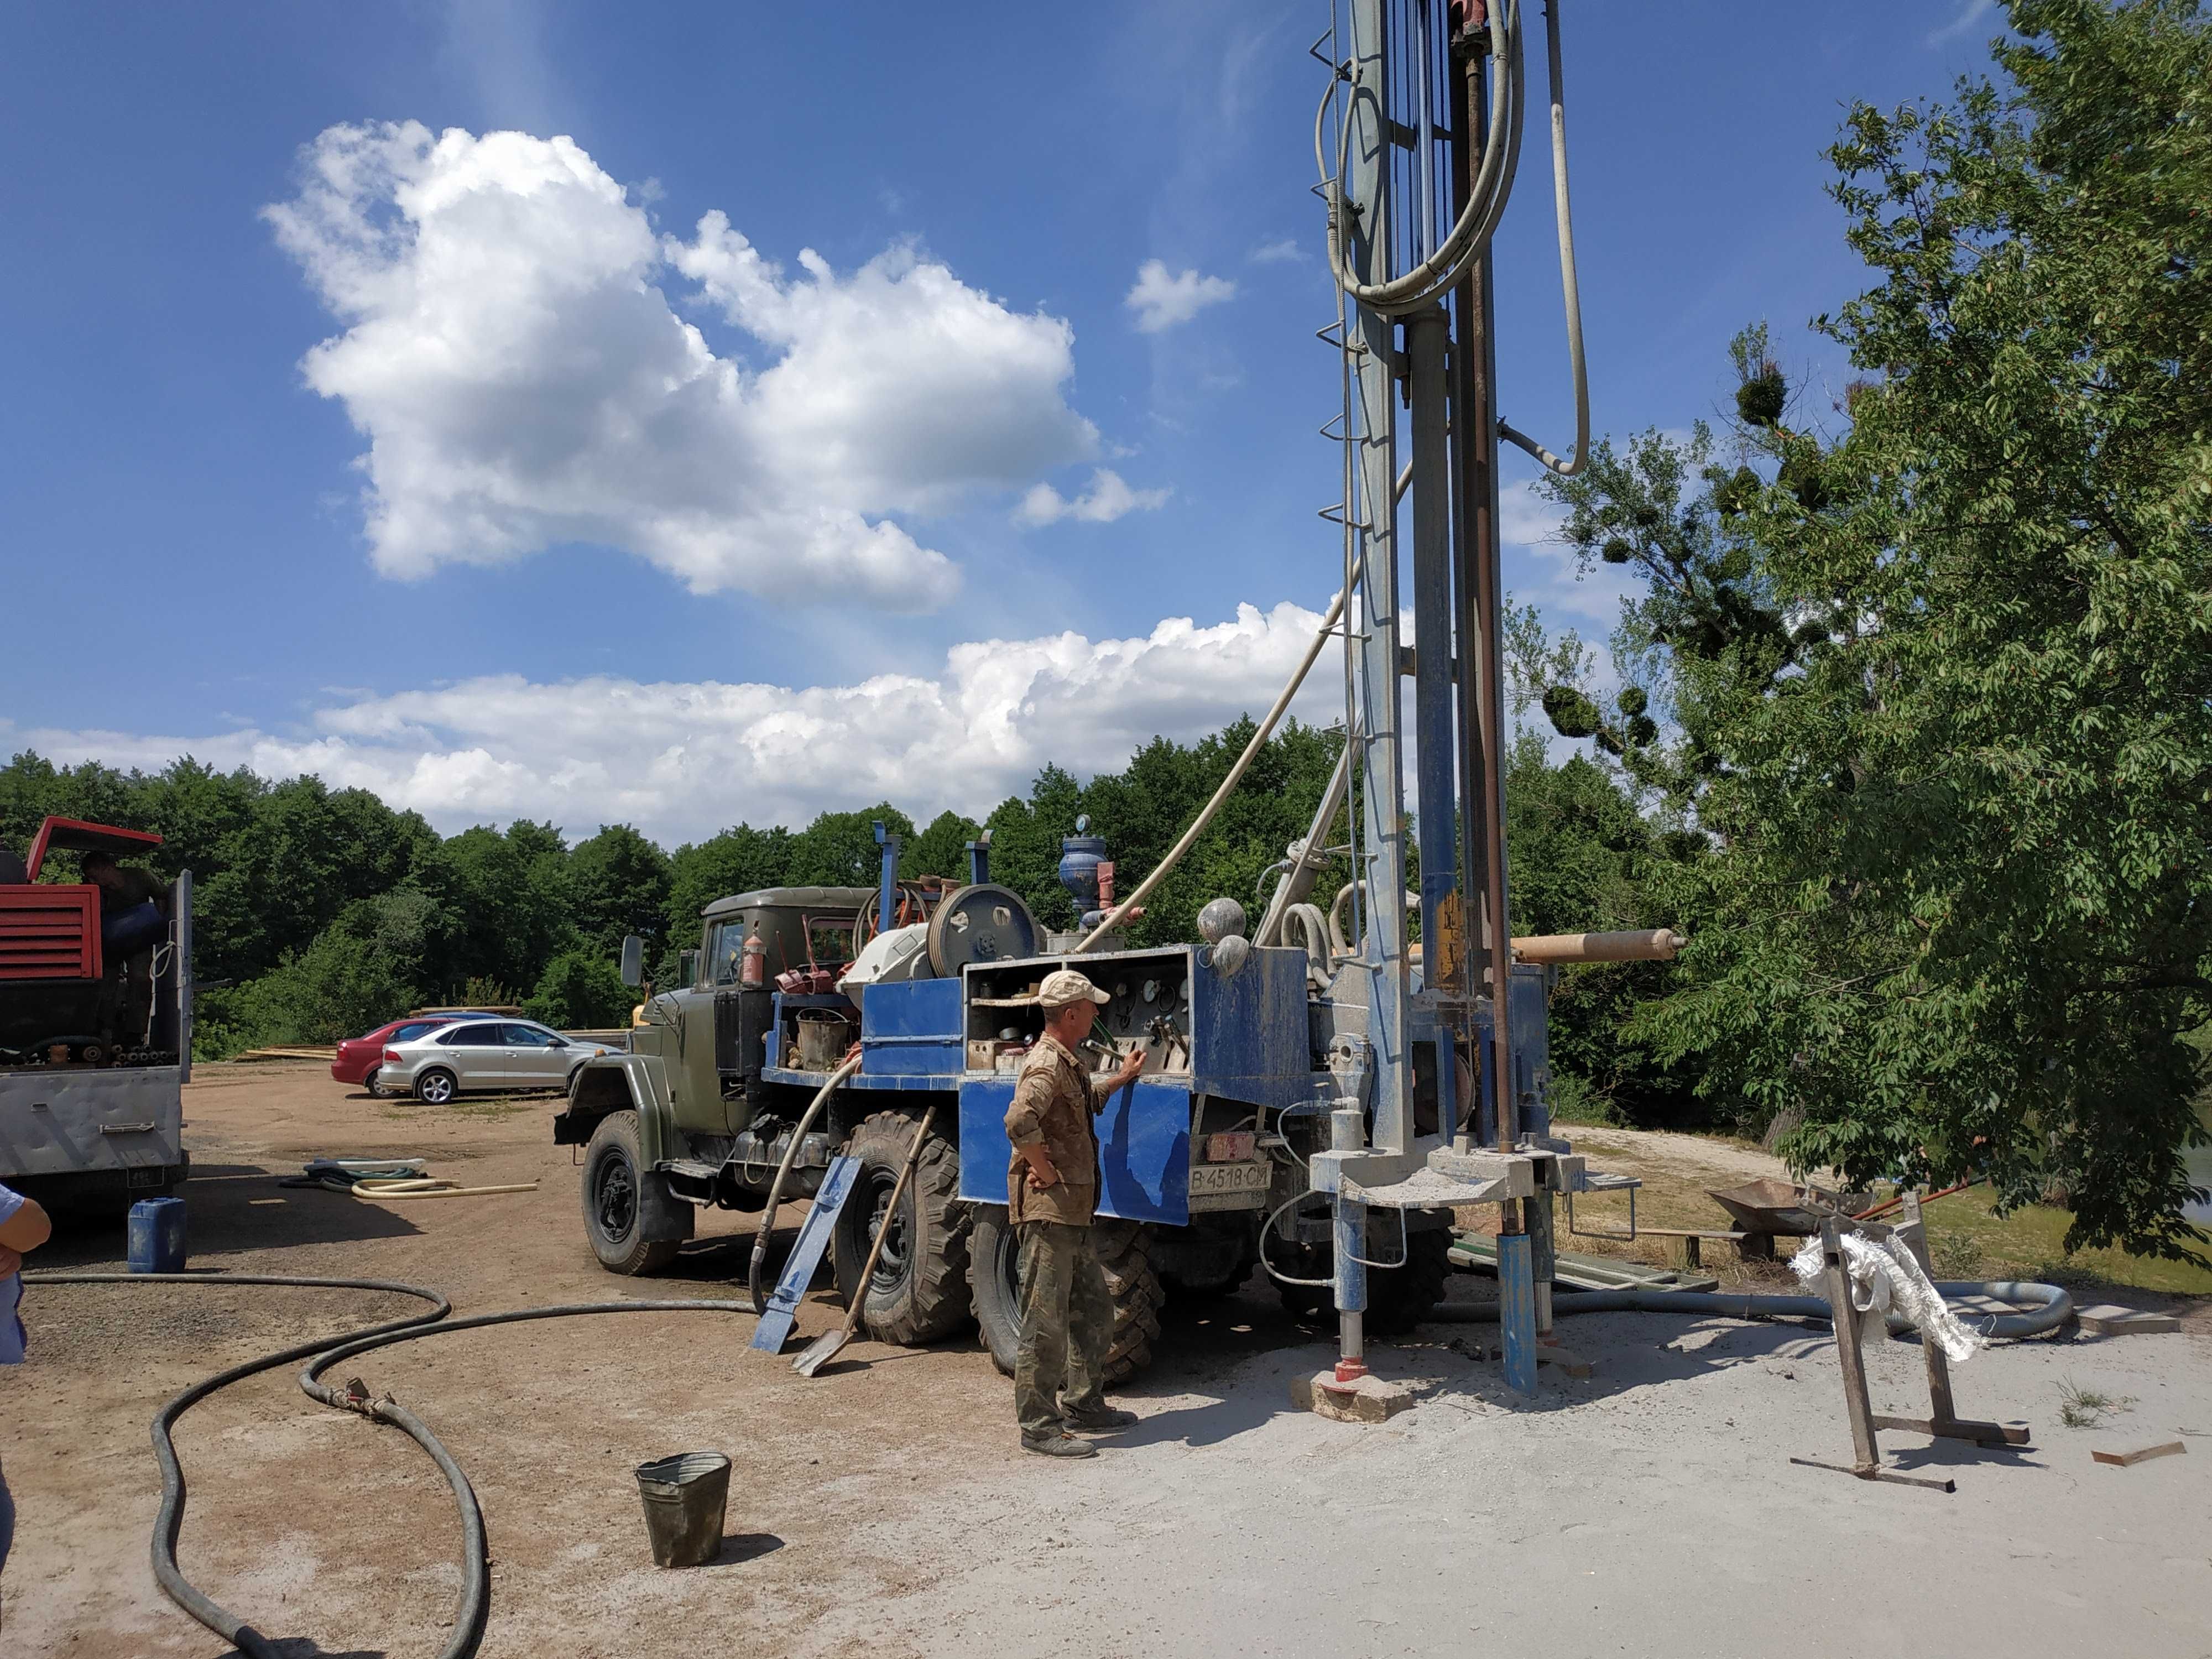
[0,0,2012,844]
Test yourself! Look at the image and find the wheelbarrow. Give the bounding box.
[1705,1178,1870,1260]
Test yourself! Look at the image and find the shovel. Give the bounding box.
[793,1102,938,1377]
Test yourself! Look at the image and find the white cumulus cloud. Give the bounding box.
[1124,259,1237,333]
[264,122,1103,609]
[9,603,1337,846]
[1015,468,1171,528]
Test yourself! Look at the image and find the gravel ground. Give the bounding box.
[4,1063,2206,1658]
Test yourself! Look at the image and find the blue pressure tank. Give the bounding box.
[1057,817,1108,926]
[127,1196,186,1274]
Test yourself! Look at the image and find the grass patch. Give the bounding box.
[1556,1129,2212,1298]
[2057,1378,2135,1429]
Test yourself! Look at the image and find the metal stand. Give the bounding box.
[1790,1210,2030,1493]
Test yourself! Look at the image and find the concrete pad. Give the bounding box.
[1288,1369,1413,1423]
[2076,1304,2182,1336]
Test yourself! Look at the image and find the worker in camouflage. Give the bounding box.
[1004,968,1146,1458]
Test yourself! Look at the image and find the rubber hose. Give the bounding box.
[747,1052,861,1313]
[1420,1279,2073,1340]
[25,1270,757,1659]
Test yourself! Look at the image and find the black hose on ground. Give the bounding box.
[1420,1278,2074,1340]
[24,1271,757,1659]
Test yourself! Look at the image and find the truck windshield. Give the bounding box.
[708,920,747,984]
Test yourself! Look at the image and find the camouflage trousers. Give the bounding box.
[1014,1219,1112,1442]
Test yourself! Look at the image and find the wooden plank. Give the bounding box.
[1819,1219,1881,1470]
[1896,1193,1958,1423]
[2092,1441,2186,1468]
[1790,1455,1956,1494]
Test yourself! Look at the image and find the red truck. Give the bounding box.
[0,817,192,1209]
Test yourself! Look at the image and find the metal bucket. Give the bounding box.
[633,1452,731,1568]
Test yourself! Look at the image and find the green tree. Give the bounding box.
[905,809,982,880]
[567,824,671,955]
[1540,0,2212,1257]
[786,805,916,888]
[665,824,795,949]
[524,947,636,1030]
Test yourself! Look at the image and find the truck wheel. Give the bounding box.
[972,1209,1167,1384]
[1156,1214,1260,1302]
[830,1109,971,1344]
[581,1110,690,1275]
[414,1068,456,1104]
[1274,1219,1452,1336]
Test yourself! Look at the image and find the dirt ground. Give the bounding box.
[6,1063,2209,1658]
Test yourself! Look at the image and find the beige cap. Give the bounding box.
[1036,969,1112,1009]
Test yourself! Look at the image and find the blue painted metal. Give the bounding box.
[763,1066,945,1093]
[956,1074,1194,1225]
[1508,964,1552,1138]
[1468,964,1553,1146]
[1187,945,1312,1111]
[873,822,900,939]
[964,836,991,885]
[859,979,962,1076]
[750,1154,858,1353]
[1498,1230,1538,1394]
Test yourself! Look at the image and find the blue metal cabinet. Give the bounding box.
[957,1075,1194,1225]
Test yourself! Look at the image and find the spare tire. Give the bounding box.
[830,1108,972,1344]
[972,1208,1166,1383]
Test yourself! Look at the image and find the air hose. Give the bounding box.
[747,1052,862,1312]
[24,1270,758,1659]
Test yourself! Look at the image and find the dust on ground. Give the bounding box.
[6,1063,2208,1658]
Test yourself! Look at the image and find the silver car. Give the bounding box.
[379,1019,615,1104]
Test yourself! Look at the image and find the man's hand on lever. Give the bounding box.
[1109,1043,1146,1089]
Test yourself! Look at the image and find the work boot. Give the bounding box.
[1020,1432,1098,1459]
[1063,1405,1140,1432]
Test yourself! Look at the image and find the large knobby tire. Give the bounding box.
[972,1209,1167,1384]
[581,1110,691,1275]
[1274,1217,1452,1337]
[830,1109,972,1344]
[1156,1215,1261,1302]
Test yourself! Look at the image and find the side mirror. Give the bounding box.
[619,934,644,989]
[679,949,698,988]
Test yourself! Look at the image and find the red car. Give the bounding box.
[333,1012,502,1095]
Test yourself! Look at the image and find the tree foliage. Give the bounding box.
[1536,0,2212,1256]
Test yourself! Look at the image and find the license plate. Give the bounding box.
[1187,1159,1269,1212]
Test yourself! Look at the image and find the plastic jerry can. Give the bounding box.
[127,1196,187,1274]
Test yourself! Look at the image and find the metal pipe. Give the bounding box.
[1254,727,1353,947]
[1344,0,1413,1159]
[1510,928,1684,964]
[1406,301,1459,1146]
